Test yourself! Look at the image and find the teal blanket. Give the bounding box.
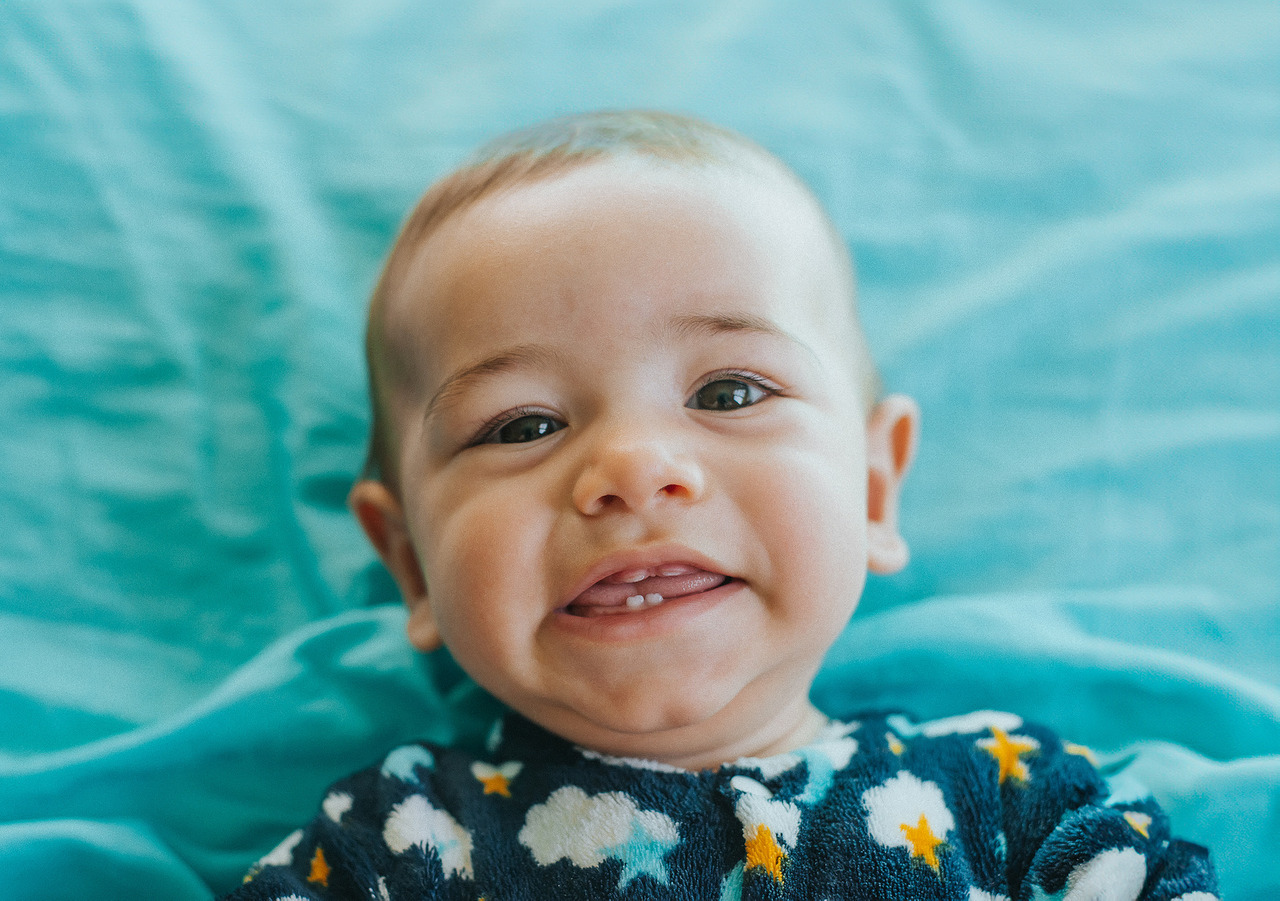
[1,2,1276,898]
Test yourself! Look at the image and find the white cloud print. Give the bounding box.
[862,770,955,875]
[731,776,801,848]
[888,710,1023,739]
[383,794,474,879]
[1030,847,1148,901]
[519,786,680,889]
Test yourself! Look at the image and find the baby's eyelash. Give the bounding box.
[468,406,560,447]
[696,369,784,394]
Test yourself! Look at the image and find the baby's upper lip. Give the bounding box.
[562,545,733,609]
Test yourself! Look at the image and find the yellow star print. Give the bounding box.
[308,847,330,887]
[1124,811,1152,838]
[900,814,944,872]
[471,761,522,797]
[978,727,1039,784]
[1064,741,1099,766]
[744,823,786,883]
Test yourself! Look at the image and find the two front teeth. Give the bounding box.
[625,593,666,609]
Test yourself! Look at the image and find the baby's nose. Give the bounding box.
[571,428,705,516]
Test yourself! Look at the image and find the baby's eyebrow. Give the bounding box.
[669,312,815,357]
[426,344,562,419]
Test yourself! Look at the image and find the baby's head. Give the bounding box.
[350,110,919,769]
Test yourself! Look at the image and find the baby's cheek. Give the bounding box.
[433,485,556,600]
[758,455,868,608]
[768,447,865,536]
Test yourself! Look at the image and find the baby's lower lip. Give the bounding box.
[565,569,731,617]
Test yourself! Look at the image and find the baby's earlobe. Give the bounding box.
[406,600,444,652]
[866,526,910,574]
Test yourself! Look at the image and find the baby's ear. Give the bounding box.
[865,394,921,575]
[348,479,442,651]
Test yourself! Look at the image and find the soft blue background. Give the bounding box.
[1,1,1276,897]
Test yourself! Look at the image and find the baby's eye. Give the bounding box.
[483,413,565,444]
[687,376,770,412]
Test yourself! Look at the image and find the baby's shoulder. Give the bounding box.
[873,708,1104,785]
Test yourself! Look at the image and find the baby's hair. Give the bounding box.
[361,109,879,489]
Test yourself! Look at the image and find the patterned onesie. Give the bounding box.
[225,709,1217,900]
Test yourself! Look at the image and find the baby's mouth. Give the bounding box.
[565,564,731,617]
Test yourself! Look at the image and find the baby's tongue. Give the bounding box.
[569,566,728,613]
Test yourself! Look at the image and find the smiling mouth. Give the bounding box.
[565,564,732,617]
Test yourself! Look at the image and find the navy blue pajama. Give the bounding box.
[226,709,1216,900]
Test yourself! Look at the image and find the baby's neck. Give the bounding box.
[728,704,831,762]
[578,702,832,773]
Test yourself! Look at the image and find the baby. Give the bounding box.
[227,111,1216,900]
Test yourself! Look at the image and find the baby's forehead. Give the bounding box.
[415,155,844,290]
[371,153,862,397]
[413,166,836,320]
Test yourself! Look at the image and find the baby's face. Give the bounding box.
[360,158,906,768]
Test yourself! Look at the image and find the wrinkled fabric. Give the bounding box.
[1,1,1276,899]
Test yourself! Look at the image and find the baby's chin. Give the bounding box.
[523,688,823,771]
